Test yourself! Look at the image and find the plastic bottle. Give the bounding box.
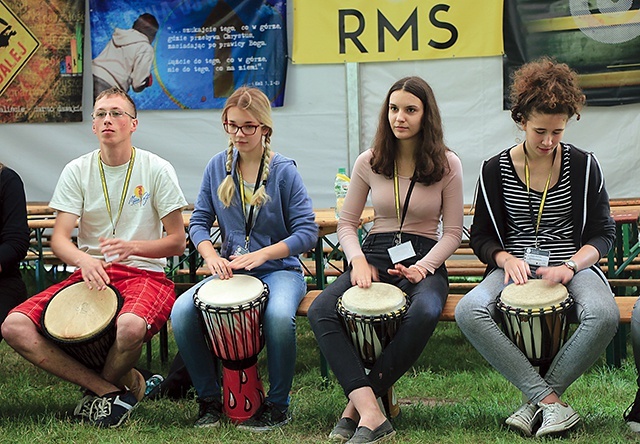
[334,167,350,219]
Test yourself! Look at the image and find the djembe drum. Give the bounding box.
[193,274,269,423]
[41,281,122,372]
[497,279,574,376]
[337,282,409,418]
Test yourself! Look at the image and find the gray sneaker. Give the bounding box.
[505,401,540,436]
[194,397,222,428]
[536,402,580,437]
[329,417,357,442]
[347,419,395,444]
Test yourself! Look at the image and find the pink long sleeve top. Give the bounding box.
[337,149,464,274]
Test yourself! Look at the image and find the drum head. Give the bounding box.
[43,282,119,341]
[500,280,569,310]
[341,282,406,316]
[195,275,265,307]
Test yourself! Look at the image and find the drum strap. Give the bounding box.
[98,147,136,237]
[393,162,416,244]
[523,142,557,246]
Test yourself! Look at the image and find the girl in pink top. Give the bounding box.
[309,76,464,443]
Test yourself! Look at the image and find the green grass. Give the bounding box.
[0,319,638,443]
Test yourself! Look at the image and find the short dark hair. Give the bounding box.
[133,13,159,42]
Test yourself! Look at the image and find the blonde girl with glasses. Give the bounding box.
[171,87,317,431]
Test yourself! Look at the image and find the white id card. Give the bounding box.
[523,247,550,268]
[388,241,416,264]
[103,252,119,263]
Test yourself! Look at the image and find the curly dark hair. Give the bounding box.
[370,76,450,186]
[510,57,585,125]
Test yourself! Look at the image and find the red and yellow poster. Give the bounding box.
[0,0,84,123]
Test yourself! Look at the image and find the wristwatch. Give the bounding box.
[563,259,578,274]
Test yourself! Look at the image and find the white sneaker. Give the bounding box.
[505,402,540,436]
[536,402,580,437]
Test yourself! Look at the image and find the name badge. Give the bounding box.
[388,241,416,264]
[103,253,119,263]
[233,245,250,256]
[524,247,550,269]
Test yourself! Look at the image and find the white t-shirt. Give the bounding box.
[50,147,187,272]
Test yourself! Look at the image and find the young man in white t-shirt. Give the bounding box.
[1,87,187,428]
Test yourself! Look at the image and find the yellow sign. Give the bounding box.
[293,0,503,64]
[0,0,40,96]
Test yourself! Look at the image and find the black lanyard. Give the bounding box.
[523,142,557,246]
[393,162,416,244]
[237,153,266,248]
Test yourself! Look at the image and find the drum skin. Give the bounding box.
[41,282,122,372]
[497,279,574,375]
[193,275,269,423]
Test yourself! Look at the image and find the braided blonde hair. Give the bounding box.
[217,87,273,208]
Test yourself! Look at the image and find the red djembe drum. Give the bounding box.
[194,274,268,423]
[497,279,574,376]
[337,282,409,418]
[41,282,123,372]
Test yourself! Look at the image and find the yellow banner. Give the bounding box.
[292,0,503,64]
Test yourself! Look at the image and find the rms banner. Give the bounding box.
[90,0,287,110]
[504,1,640,106]
[292,0,503,64]
[0,0,84,123]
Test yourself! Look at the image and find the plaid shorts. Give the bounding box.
[10,263,176,342]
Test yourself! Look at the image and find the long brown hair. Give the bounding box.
[370,76,450,186]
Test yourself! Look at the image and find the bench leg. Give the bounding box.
[606,324,628,368]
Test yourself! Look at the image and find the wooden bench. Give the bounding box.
[297,290,636,323]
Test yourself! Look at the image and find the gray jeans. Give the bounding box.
[455,268,619,404]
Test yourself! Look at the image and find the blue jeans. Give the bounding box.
[171,269,306,408]
[455,268,619,404]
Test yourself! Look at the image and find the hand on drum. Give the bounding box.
[387,263,425,284]
[77,254,111,290]
[536,265,574,285]
[229,250,269,271]
[502,256,532,285]
[350,256,379,288]
[204,255,233,280]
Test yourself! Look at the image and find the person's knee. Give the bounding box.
[1,313,36,348]
[115,314,146,350]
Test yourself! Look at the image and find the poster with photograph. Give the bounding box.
[90,0,287,110]
[504,1,640,107]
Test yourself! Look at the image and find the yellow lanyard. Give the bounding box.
[523,143,557,237]
[98,147,136,237]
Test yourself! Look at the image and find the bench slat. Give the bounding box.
[296,291,635,323]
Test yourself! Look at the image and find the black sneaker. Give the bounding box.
[90,389,138,428]
[237,401,291,432]
[624,389,640,432]
[194,397,223,428]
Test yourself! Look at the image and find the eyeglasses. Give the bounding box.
[223,122,262,136]
[91,109,136,120]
